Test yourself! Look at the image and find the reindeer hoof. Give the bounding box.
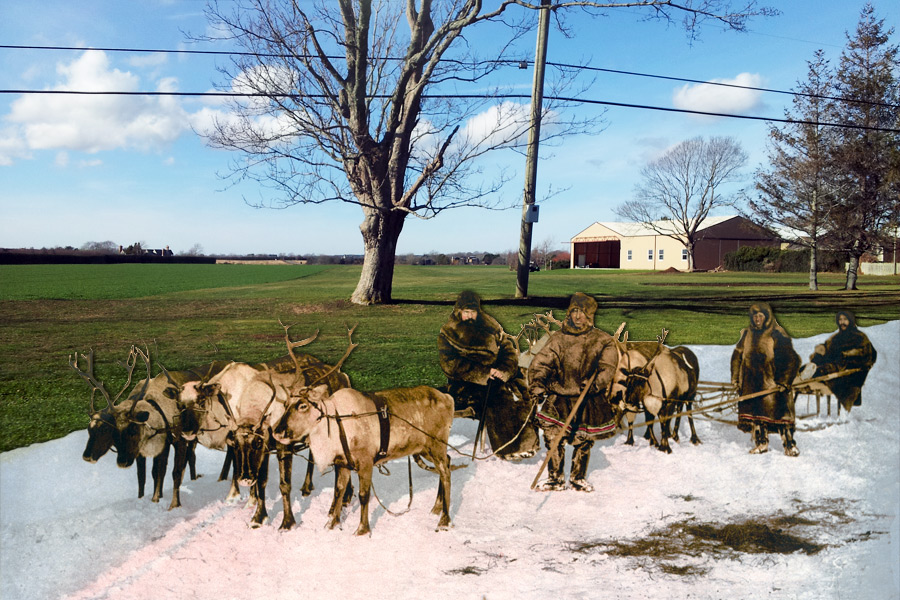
[784,446,800,457]
[691,437,702,445]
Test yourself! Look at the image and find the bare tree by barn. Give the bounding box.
[196,0,773,304]
[616,136,748,271]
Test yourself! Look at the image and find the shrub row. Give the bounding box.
[724,246,845,273]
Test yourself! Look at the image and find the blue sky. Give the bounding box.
[1,1,896,257]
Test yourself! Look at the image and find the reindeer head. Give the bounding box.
[612,328,669,412]
[272,324,356,445]
[70,346,148,464]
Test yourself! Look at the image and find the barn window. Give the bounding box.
[682,249,688,261]
[658,249,664,261]
[647,249,653,261]
[627,250,632,261]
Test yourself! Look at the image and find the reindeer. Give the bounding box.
[180,325,353,529]
[612,329,701,453]
[274,382,454,536]
[70,346,191,509]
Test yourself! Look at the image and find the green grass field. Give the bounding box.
[1,263,898,452]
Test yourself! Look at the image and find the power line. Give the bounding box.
[1,88,896,133]
[3,43,897,110]
[546,61,900,110]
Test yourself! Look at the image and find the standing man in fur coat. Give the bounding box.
[439,291,538,460]
[808,310,877,412]
[731,302,801,456]
[527,293,619,491]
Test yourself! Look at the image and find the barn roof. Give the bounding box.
[571,215,741,241]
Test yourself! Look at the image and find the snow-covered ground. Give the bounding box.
[2,322,898,600]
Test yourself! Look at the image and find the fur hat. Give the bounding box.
[454,290,482,312]
[566,292,598,321]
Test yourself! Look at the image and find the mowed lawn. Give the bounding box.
[1,263,898,452]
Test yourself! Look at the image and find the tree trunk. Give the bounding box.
[808,243,819,291]
[686,240,696,272]
[845,252,861,291]
[351,208,406,305]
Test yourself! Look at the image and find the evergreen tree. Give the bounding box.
[830,3,899,290]
[752,50,839,290]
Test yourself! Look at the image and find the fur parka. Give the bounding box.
[528,294,620,440]
[438,291,518,386]
[730,302,800,430]
[811,311,877,410]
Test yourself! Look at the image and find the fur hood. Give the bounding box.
[562,292,598,335]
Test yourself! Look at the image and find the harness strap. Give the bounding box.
[370,393,391,464]
[333,412,356,471]
[143,398,173,442]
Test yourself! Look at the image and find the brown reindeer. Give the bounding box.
[71,346,191,509]
[274,384,454,536]
[180,325,353,529]
[612,330,701,453]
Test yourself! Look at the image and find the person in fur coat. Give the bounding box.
[808,310,877,412]
[730,302,801,456]
[438,291,538,460]
[527,293,619,492]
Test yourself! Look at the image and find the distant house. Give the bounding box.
[569,215,781,271]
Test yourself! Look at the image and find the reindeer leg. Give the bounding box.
[151,445,169,503]
[168,439,187,510]
[686,400,701,445]
[432,449,452,530]
[644,410,660,448]
[671,406,682,443]
[657,408,673,454]
[327,467,351,530]
[277,444,296,530]
[187,440,199,480]
[136,456,147,498]
[300,449,315,496]
[355,463,374,536]
[218,446,233,482]
[342,472,355,508]
[249,453,270,528]
[624,412,636,446]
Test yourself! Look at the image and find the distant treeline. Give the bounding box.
[0,250,214,265]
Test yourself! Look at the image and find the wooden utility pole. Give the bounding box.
[515,0,551,299]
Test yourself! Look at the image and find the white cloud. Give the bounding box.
[672,72,765,116]
[0,128,31,166]
[462,101,531,149]
[6,51,191,156]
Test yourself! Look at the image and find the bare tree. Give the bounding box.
[617,136,748,271]
[751,50,840,290]
[198,0,774,303]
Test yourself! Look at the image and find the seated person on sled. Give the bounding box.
[802,310,877,413]
[438,291,538,460]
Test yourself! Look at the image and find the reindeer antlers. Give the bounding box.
[69,349,112,414]
[278,320,357,394]
[305,324,358,389]
[69,345,149,414]
[656,328,669,346]
[279,319,319,388]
